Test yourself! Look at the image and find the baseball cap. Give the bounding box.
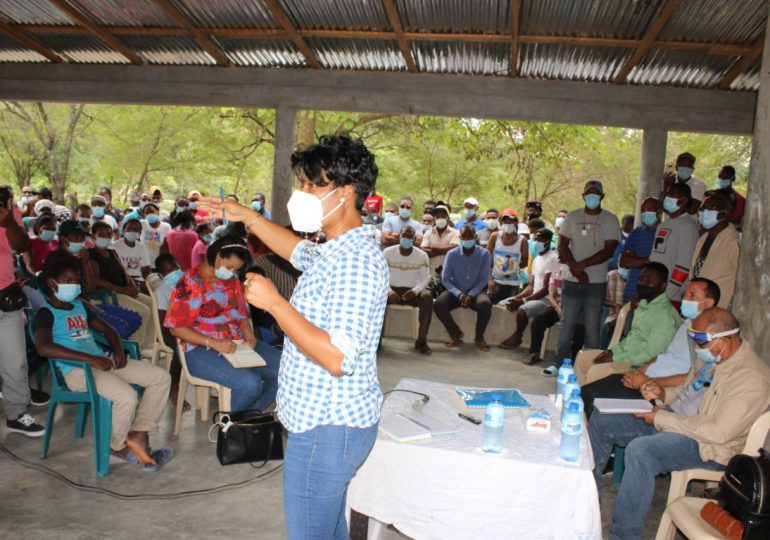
[526,199,542,207]
[501,208,519,219]
[91,195,107,205]
[58,219,86,237]
[431,204,450,216]
[34,199,54,215]
[584,180,604,195]
[463,197,479,207]
[33,187,53,198]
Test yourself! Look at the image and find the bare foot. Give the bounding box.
[125,432,155,465]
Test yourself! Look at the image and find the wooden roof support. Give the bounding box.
[0,20,64,63]
[719,33,765,90]
[382,0,416,73]
[509,0,521,76]
[615,0,679,83]
[152,0,230,66]
[261,0,320,69]
[47,0,142,65]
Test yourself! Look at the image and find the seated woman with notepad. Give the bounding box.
[163,236,280,412]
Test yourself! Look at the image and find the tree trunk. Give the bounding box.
[296,111,316,148]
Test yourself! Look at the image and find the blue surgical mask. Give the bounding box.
[175,206,187,214]
[67,242,84,254]
[39,230,56,243]
[680,299,701,320]
[190,202,198,211]
[554,217,565,229]
[399,238,414,249]
[215,266,234,280]
[716,178,732,190]
[663,196,681,214]
[641,211,658,227]
[461,239,476,250]
[699,209,721,230]
[95,237,112,249]
[124,231,140,242]
[163,269,183,286]
[399,208,411,220]
[146,213,160,224]
[532,241,546,255]
[92,206,105,218]
[677,166,693,180]
[464,208,475,218]
[251,201,263,211]
[54,282,81,303]
[583,194,601,210]
[385,211,396,219]
[140,201,149,210]
[694,341,722,363]
[204,233,215,244]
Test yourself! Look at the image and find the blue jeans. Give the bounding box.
[552,281,606,367]
[283,423,378,540]
[588,413,724,540]
[184,341,281,411]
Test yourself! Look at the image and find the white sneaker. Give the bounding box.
[6,413,45,437]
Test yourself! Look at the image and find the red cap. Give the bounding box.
[501,208,518,219]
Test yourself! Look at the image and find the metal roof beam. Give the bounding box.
[152,0,231,66]
[46,0,142,65]
[509,0,521,77]
[615,0,679,83]
[382,0,416,73]
[261,0,320,69]
[719,33,765,90]
[0,19,64,63]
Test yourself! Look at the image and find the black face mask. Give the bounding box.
[637,285,657,301]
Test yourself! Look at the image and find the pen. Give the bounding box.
[458,413,481,425]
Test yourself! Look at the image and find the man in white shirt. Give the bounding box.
[140,202,171,268]
[500,229,560,362]
[383,226,432,355]
[382,196,423,247]
[112,218,151,284]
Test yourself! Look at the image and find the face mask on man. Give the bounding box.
[399,238,414,249]
[662,196,681,214]
[146,213,160,225]
[286,188,343,233]
[680,300,701,320]
[677,166,693,180]
[583,194,601,210]
[464,208,475,219]
[501,223,516,235]
[485,219,499,230]
[251,201,263,211]
[92,206,105,219]
[636,284,657,301]
[641,211,658,227]
[67,242,85,254]
[435,218,448,229]
[532,241,546,255]
[95,237,112,249]
[461,239,475,250]
[715,178,732,190]
[554,217,565,229]
[54,282,81,303]
[124,231,141,242]
[399,208,412,220]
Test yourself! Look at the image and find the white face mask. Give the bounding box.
[435,218,448,229]
[501,223,517,234]
[485,219,499,230]
[286,188,342,233]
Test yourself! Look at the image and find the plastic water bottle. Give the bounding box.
[556,359,574,396]
[481,394,505,454]
[562,388,584,422]
[559,402,582,462]
[562,374,579,409]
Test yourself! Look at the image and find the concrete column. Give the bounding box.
[270,106,297,226]
[734,28,770,366]
[635,127,668,225]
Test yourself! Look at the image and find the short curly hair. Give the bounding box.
[290,134,378,210]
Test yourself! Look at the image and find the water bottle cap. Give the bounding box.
[491,392,503,401]
[571,389,581,397]
[563,359,572,365]
[569,402,580,411]
[567,374,577,382]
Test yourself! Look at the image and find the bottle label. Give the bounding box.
[484,407,505,428]
[562,421,582,436]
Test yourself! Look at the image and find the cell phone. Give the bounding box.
[0,187,11,207]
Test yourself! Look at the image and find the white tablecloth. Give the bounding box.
[347,378,602,540]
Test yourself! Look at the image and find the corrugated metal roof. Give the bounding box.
[122,35,215,65]
[212,36,305,67]
[627,48,738,88]
[0,0,71,25]
[173,0,277,29]
[411,40,509,75]
[282,0,390,31]
[519,43,633,82]
[396,0,511,33]
[67,0,175,28]
[34,32,131,63]
[729,57,762,92]
[658,0,767,44]
[522,0,663,39]
[307,37,405,70]
[0,33,46,61]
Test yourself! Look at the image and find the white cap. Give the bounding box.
[34,199,54,215]
[463,197,479,207]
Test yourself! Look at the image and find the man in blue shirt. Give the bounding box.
[454,197,488,234]
[619,197,661,304]
[434,225,493,351]
[608,214,635,269]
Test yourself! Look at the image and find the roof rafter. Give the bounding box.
[0,19,64,63]
[509,0,521,77]
[47,0,142,65]
[719,32,765,90]
[261,0,320,68]
[382,0,416,73]
[151,0,231,66]
[615,0,680,83]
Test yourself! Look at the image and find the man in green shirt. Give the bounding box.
[575,262,680,385]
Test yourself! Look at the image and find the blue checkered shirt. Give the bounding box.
[277,225,389,433]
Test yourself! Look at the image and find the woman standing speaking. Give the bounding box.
[201,135,388,539]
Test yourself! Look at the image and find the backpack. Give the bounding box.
[718,449,770,539]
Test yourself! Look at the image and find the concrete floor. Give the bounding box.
[0,337,675,539]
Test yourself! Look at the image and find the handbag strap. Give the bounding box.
[248,425,274,470]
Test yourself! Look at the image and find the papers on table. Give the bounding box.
[594,398,653,414]
[222,341,266,368]
[379,410,460,443]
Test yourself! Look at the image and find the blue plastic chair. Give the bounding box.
[612,446,626,490]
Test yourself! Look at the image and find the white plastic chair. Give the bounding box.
[382,304,419,340]
[660,497,726,540]
[173,339,232,436]
[655,410,770,540]
[144,273,174,370]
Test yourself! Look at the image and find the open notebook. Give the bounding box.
[223,341,266,368]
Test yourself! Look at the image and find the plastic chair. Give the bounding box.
[660,497,726,540]
[142,273,174,370]
[382,304,419,340]
[88,290,118,306]
[655,410,770,540]
[174,339,232,436]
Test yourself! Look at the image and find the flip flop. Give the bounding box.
[110,449,140,465]
[143,447,174,472]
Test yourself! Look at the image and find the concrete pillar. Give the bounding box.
[734,29,770,366]
[635,127,668,225]
[270,106,297,226]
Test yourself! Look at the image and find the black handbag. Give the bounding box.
[211,410,284,468]
[718,449,770,539]
[0,282,27,312]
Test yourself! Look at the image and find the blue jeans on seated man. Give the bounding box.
[588,412,724,540]
[552,281,605,367]
[284,423,378,540]
[184,341,281,411]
